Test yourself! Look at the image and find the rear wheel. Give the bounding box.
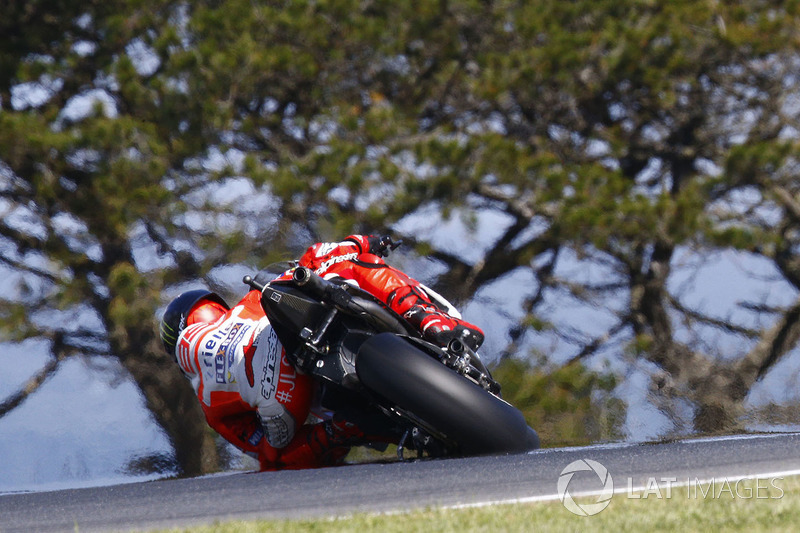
[356,333,540,456]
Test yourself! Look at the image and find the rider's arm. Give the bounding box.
[298,235,381,271]
[206,411,262,455]
[204,409,281,468]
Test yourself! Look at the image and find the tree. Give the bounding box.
[0,0,223,475]
[389,0,800,433]
[2,1,800,481]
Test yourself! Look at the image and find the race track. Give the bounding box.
[1,432,799,532]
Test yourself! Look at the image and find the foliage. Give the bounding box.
[3,0,800,476]
[492,357,625,446]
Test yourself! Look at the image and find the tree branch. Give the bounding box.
[563,319,630,366]
[0,355,61,418]
[668,294,761,338]
[735,294,800,384]
[769,184,800,224]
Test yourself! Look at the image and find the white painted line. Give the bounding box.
[678,432,800,444]
[530,431,800,455]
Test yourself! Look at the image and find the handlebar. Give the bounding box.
[292,265,323,290]
[292,267,354,308]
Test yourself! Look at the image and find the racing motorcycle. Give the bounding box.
[243,242,540,460]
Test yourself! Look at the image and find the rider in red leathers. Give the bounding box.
[159,235,484,470]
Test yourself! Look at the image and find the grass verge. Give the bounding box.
[156,474,800,533]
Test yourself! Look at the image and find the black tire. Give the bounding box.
[356,333,540,456]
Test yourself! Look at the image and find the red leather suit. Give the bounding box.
[175,235,481,470]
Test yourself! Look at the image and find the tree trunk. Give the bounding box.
[113,323,221,476]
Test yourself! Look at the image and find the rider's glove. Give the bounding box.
[346,234,399,257]
[345,235,380,254]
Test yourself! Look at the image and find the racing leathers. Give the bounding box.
[299,235,485,351]
[172,235,484,470]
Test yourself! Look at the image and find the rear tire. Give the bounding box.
[356,333,540,456]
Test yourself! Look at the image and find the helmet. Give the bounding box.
[160,290,229,357]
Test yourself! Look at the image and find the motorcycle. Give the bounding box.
[243,241,540,460]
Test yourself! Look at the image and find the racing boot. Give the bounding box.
[403,302,485,352]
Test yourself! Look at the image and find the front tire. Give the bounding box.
[356,333,540,456]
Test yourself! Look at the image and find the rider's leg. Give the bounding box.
[326,253,485,351]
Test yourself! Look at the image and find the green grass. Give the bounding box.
[156,475,800,533]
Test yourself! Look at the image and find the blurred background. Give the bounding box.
[2,0,800,492]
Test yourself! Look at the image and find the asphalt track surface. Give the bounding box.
[2,432,799,532]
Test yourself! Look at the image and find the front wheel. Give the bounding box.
[356,333,540,456]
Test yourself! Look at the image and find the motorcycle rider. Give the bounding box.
[159,234,484,470]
